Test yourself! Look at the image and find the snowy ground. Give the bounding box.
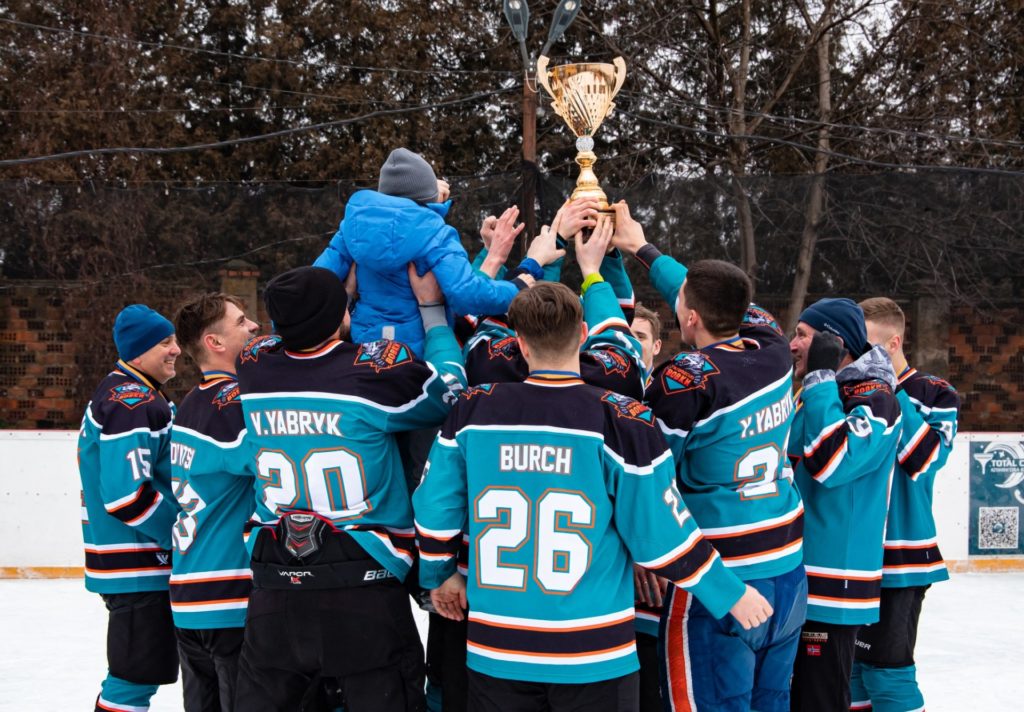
[0,573,1019,711]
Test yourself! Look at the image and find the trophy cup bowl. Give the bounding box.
[536,55,627,217]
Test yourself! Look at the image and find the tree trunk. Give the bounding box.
[785,27,832,333]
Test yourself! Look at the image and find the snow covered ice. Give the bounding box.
[0,573,1019,710]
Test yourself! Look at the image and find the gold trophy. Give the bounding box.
[536,55,627,214]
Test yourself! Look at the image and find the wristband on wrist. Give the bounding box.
[580,272,605,296]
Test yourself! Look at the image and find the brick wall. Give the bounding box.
[1,277,1021,431]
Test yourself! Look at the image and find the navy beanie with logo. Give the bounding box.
[113,304,175,361]
[377,148,439,204]
[798,298,869,358]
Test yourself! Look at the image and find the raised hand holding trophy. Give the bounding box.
[536,55,627,216]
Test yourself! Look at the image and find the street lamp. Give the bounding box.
[501,0,582,245]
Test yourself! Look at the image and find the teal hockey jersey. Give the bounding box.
[77,361,181,594]
[413,374,747,685]
[236,328,465,581]
[790,346,902,625]
[635,253,804,636]
[169,372,256,629]
[882,367,959,588]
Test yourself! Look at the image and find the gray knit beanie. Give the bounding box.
[378,148,439,203]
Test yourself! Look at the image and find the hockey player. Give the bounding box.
[787,298,902,712]
[629,303,662,378]
[423,213,648,712]
[413,276,773,712]
[77,304,183,712]
[169,293,259,711]
[849,297,960,712]
[234,265,465,712]
[609,202,806,712]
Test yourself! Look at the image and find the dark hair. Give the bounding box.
[682,260,751,338]
[173,293,244,363]
[632,303,662,340]
[859,297,905,336]
[507,282,582,359]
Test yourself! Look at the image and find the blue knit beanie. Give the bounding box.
[798,298,869,358]
[113,304,175,361]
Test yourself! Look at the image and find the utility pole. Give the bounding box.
[503,0,581,258]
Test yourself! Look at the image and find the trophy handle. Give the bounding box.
[610,57,627,99]
[536,55,554,99]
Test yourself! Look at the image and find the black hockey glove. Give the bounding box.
[806,331,845,373]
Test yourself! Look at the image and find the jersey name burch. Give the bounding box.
[248,410,342,437]
[498,444,573,475]
[739,391,794,439]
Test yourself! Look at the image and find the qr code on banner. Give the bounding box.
[979,507,1019,549]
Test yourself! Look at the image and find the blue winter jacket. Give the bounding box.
[314,190,521,356]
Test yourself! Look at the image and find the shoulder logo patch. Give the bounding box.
[488,336,520,361]
[109,382,155,409]
[462,383,497,400]
[355,339,413,372]
[602,391,654,426]
[240,335,281,363]
[589,348,632,377]
[842,380,893,400]
[743,305,784,336]
[212,381,241,409]
[923,375,955,392]
[661,352,719,394]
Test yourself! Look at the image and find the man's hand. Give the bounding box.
[575,213,613,277]
[806,331,845,373]
[479,206,524,278]
[480,215,498,249]
[430,572,468,621]
[610,201,648,256]
[729,584,773,630]
[633,565,669,608]
[558,198,601,240]
[407,263,443,305]
[436,179,451,203]
[527,211,568,267]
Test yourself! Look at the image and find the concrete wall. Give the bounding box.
[0,429,1018,575]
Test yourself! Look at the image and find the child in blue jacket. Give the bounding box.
[314,148,533,356]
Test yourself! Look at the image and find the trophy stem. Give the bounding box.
[570,150,610,211]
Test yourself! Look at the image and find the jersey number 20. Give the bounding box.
[256,448,369,519]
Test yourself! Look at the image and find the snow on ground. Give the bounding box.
[0,573,1019,711]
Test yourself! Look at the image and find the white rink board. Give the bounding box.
[0,429,1011,568]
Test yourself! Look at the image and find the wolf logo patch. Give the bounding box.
[488,336,520,361]
[602,391,654,426]
[109,383,154,409]
[590,348,632,378]
[212,381,241,409]
[743,305,784,337]
[355,340,413,372]
[661,352,720,394]
[240,335,281,364]
[462,383,497,400]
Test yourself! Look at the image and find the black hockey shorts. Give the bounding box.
[854,585,929,668]
[101,590,179,686]
[236,527,425,712]
[789,621,859,712]
[176,626,245,712]
[425,611,469,712]
[467,669,640,712]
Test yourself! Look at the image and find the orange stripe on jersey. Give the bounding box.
[811,440,847,481]
[85,566,169,574]
[704,508,803,540]
[472,613,634,634]
[285,339,342,359]
[468,639,635,659]
[808,594,880,603]
[666,589,695,711]
[722,538,804,563]
[171,574,251,584]
[106,484,145,513]
[807,570,881,582]
[171,597,250,607]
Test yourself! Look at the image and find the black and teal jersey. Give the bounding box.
[882,367,959,588]
[236,328,465,581]
[77,361,181,594]
[789,346,902,625]
[413,373,746,685]
[636,252,804,634]
[463,253,646,399]
[169,371,256,629]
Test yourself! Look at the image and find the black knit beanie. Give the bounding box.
[264,267,348,350]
